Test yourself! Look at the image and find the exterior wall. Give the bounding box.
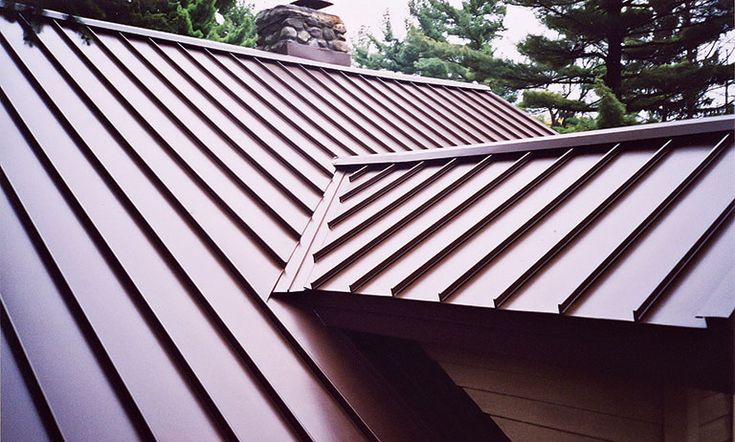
[694,391,733,441]
[422,342,733,442]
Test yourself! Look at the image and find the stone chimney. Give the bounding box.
[256,1,350,66]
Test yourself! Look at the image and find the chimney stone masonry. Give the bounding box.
[256,2,350,66]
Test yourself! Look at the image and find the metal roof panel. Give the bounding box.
[0,6,549,439]
[287,120,735,331]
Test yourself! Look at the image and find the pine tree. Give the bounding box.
[4,0,257,47]
[506,0,734,123]
[594,79,627,128]
[354,0,510,96]
[207,2,257,47]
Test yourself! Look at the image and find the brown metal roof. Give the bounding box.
[0,6,551,440]
[282,116,735,330]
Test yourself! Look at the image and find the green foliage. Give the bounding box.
[6,0,257,47]
[409,0,505,50]
[207,2,256,47]
[353,0,510,97]
[551,115,596,133]
[507,0,734,124]
[519,89,593,127]
[357,0,733,132]
[594,79,627,129]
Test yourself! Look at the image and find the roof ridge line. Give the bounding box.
[334,115,735,167]
[0,1,492,91]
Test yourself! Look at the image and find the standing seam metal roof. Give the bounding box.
[281,116,735,330]
[0,6,552,441]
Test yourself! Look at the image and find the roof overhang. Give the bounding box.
[278,117,735,394]
[276,289,734,393]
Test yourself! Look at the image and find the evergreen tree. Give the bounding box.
[354,0,510,97]
[594,79,627,128]
[207,1,256,47]
[4,0,257,47]
[506,0,734,122]
[519,89,593,127]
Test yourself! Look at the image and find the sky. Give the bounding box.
[249,1,546,60]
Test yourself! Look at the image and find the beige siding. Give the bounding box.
[422,342,733,442]
[698,391,733,442]
[492,416,604,442]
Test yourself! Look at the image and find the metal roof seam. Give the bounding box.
[63,22,311,230]
[390,151,550,297]
[317,159,458,266]
[0,298,66,440]
[408,82,502,142]
[336,71,439,150]
[243,56,377,156]
[300,65,414,152]
[105,32,299,259]
[197,46,344,159]
[55,24,296,263]
[348,160,462,292]
[455,88,541,138]
[328,162,427,230]
[348,165,371,182]
[480,143,621,308]
[468,88,554,136]
[314,154,529,291]
[153,38,334,178]
[389,80,479,145]
[0,172,158,440]
[85,32,315,218]
[338,164,397,204]
[559,133,732,315]
[442,86,536,140]
[371,154,518,295]
[354,74,456,147]
[173,48,319,228]
[494,143,680,308]
[273,60,396,153]
[116,32,326,196]
[0,89,241,439]
[237,56,358,157]
[430,86,512,141]
[433,148,584,301]
[633,199,735,322]
[376,78,477,146]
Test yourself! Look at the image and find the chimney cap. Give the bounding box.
[291,0,334,10]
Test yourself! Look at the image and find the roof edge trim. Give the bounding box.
[0,2,491,91]
[335,115,735,167]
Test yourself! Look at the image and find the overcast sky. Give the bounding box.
[249,1,546,60]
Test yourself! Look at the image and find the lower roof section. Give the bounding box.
[280,116,735,333]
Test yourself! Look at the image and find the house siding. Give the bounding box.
[423,342,733,442]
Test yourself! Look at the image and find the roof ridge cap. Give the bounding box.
[335,115,735,167]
